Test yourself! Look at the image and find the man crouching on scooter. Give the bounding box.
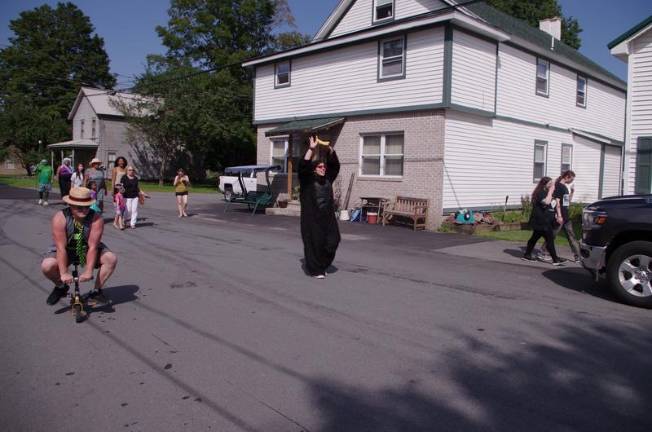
[41,187,117,306]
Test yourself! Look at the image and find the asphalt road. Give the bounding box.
[1,184,650,432]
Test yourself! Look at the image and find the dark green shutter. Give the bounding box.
[635,137,652,194]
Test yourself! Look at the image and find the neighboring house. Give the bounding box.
[609,16,652,195]
[47,87,157,179]
[243,0,626,229]
[0,152,23,175]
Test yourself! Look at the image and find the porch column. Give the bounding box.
[287,133,293,196]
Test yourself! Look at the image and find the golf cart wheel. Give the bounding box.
[607,241,652,309]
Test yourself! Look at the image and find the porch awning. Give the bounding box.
[265,117,345,137]
[47,139,98,149]
[570,129,624,147]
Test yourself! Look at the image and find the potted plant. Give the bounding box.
[276,192,289,208]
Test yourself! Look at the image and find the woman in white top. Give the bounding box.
[70,163,85,188]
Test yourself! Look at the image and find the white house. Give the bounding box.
[47,87,157,179]
[243,0,627,228]
[609,15,652,195]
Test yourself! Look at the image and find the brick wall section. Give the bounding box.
[256,109,446,229]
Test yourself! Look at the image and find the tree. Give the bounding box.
[485,0,582,49]
[271,31,313,52]
[127,0,296,176]
[0,2,115,172]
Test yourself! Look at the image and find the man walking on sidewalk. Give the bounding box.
[35,159,53,206]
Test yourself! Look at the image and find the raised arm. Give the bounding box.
[299,136,318,183]
[326,148,340,183]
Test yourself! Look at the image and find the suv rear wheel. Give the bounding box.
[607,241,652,308]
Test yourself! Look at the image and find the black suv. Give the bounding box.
[580,194,652,308]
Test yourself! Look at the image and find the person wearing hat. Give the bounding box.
[85,158,107,212]
[41,187,117,306]
[35,159,53,206]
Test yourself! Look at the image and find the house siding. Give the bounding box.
[625,28,652,194]
[72,97,96,140]
[257,110,446,229]
[451,29,496,112]
[443,111,609,210]
[330,0,447,38]
[254,27,445,122]
[602,144,622,198]
[496,44,625,141]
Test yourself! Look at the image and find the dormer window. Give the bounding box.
[275,61,291,88]
[374,0,394,23]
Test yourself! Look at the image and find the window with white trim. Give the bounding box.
[374,0,394,22]
[379,36,405,80]
[275,61,290,88]
[533,140,547,182]
[360,133,404,177]
[536,58,549,96]
[5,160,15,170]
[108,152,116,166]
[576,75,587,107]
[92,118,97,139]
[270,138,301,173]
[80,119,85,139]
[561,144,573,173]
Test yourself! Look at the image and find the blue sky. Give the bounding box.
[1,0,650,85]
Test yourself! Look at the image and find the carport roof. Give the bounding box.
[46,139,98,149]
[265,117,345,137]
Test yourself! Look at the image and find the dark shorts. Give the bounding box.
[175,191,188,196]
[44,243,110,269]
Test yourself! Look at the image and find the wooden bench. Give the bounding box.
[382,196,429,231]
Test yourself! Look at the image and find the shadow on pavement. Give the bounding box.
[542,268,616,303]
[54,284,140,317]
[308,321,652,432]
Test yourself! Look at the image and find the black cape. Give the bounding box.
[299,151,341,276]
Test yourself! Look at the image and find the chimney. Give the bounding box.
[539,17,562,41]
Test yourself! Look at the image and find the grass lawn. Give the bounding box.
[476,227,582,247]
[0,175,218,194]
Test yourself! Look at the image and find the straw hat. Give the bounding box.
[63,187,96,207]
[89,158,102,166]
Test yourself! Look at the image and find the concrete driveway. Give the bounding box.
[1,185,650,432]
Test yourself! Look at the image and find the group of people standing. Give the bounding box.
[523,170,580,266]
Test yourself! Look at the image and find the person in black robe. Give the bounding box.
[299,135,341,279]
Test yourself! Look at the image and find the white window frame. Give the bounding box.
[108,152,117,167]
[561,144,573,173]
[533,140,548,182]
[5,160,15,170]
[576,75,587,107]
[270,137,300,173]
[274,60,291,88]
[359,133,404,178]
[373,0,395,23]
[378,35,406,81]
[536,58,550,97]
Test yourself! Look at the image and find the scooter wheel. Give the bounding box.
[73,304,86,323]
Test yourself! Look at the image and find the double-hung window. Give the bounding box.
[379,36,406,80]
[275,61,291,88]
[374,0,394,23]
[576,75,587,107]
[80,119,85,139]
[91,118,97,139]
[536,58,550,96]
[271,138,300,173]
[533,140,547,182]
[561,144,573,173]
[360,133,404,177]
